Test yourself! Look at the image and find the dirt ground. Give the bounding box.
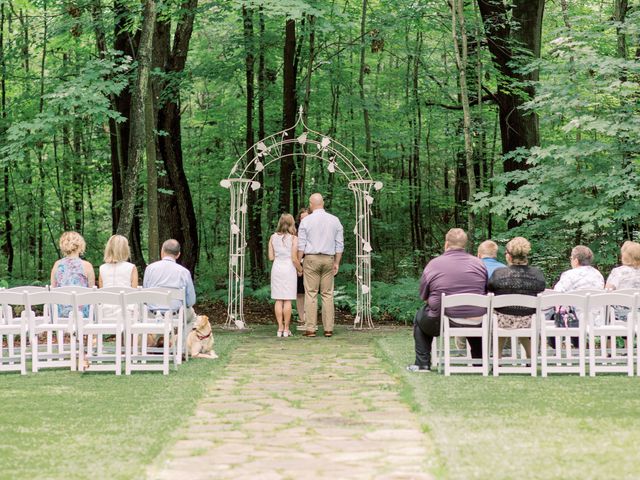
[195,297,357,326]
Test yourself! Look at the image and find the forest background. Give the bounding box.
[0,0,637,323]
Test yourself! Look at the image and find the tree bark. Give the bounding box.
[452,0,476,245]
[279,18,297,214]
[116,0,156,238]
[358,0,371,155]
[243,4,265,283]
[0,2,13,275]
[154,0,199,274]
[477,0,544,228]
[109,0,145,268]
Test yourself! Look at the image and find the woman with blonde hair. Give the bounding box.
[488,237,546,358]
[98,234,138,289]
[50,231,95,317]
[605,241,640,321]
[269,213,303,337]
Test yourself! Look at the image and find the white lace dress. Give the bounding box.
[270,233,297,300]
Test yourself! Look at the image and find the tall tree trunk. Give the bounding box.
[116,0,157,238]
[279,18,297,214]
[452,0,476,245]
[358,0,371,155]
[0,2,13,275]
[155,0,199,274]
[36,0,47,278]
[109,0,145,267]
[243,4,264,283]
[477,0,544,228]
[145,81,159,261]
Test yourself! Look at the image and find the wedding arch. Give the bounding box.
[220,107,383,330]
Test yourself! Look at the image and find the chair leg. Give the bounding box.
[78,329,85,373]
[531,330,537,377]
[492,329,499,377]
[589,332,596,377]
[32,333,38,373]
[444,328,451,377]
[115,331,122,376]
[125,332,132,375]
[163,327,170,375]
[20,330,27,376]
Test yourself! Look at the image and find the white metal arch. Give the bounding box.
[220,107,382,329]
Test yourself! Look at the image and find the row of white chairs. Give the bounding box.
[434,290,640,377]
[0,286,188,375]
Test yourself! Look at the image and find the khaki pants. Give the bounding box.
[303,254,335,332]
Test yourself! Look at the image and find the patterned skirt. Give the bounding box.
[496,312,534,329]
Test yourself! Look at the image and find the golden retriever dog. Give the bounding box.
[186,315,217,359]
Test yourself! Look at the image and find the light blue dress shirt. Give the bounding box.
[297,208,344,255]
[482,257,506,279]
[143,257,196,311]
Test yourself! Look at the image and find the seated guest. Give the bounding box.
[99,234,138,320]
[143,239,196,329]
[605,241,640,321]
[554,245,604,343]
[407,228,487,372]
[50,231,95,318]
[488,237,545,358]
[554,245,604,292]
[98,235,138,289]
[477,240,506,279]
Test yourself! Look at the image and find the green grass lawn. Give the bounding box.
[375,329,640,480]
[0,331,240,480]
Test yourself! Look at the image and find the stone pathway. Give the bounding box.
[147,329,433,480]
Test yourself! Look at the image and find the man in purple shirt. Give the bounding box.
[407,228,488,372]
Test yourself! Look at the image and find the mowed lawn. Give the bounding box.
[376,330,640,480]
[0,331,240,480]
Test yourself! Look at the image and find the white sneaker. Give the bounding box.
[406,364,431,373]
[283,331,290,337]
[277,331,283,337]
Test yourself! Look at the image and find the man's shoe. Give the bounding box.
[303,331,316,337]
[324,331,333,337]
[406,364,431,373]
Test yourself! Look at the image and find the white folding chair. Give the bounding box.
[27,291,78,372]
[491,294,538,376]
[539,293,589,376]
[0,291,29,375]
[588,292,635,376]
[141,287,187,364]
[123,291,173,375]
[76,291,126,374]
[440,293,492,376]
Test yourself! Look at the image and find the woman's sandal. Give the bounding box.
[277,330,283,337]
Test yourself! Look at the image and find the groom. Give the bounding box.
[297,193,344,337]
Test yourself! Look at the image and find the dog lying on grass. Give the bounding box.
[186,315,218,359]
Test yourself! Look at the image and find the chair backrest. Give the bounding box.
[0,291,29,325]
[440,293,491,323]
[538,293,589,311]
[142,287,185,302]
[588,292,637,310]
[26,291,77,325]
[50,286,96,293]
[99,286,139,294]
[491,294,539,310]
[123,290,173,308]
[611,288,640,295]
[5,286,49,294]
[75,291,124,307]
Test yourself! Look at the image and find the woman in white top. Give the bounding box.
[606,241,640,322]
[99,235,138,320]
[269,214,303,337]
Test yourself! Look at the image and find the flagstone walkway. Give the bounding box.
[147,328,433,480]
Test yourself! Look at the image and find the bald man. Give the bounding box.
[143,239,197,336]
[297,193,344,337]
